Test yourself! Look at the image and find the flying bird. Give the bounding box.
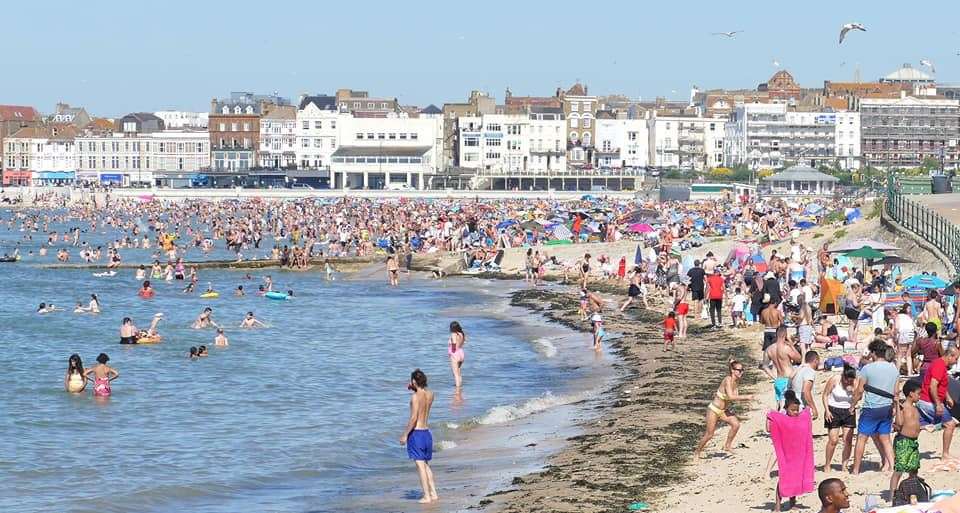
[920,59,936,73]
[839,23,866,44]
[711,30,742,38]
[772,59,781,67]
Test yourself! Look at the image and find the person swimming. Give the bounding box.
[64,354,86,393]
[240,311,267,329]
[84,353,118,398]
[188,347,198,359]
[138,280,155,299]
[214,328,229,346]
[235,285,245,297]
[192,307,220,329]
[197,345,208,357]
[120,317,139,344]
[37,302,60,314]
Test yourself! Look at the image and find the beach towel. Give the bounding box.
[767,409,815,498]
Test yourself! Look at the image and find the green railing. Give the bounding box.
[885,176,960,276]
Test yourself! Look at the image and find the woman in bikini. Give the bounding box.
[83,353,118,398]
[448,321,466,389]
[64,354,87,393]
[673,281,689,339]
[694,360,754,458]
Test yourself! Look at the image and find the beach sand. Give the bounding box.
[480,281,958,513]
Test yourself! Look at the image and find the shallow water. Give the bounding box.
[1,217,615,513]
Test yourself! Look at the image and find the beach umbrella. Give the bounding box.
[843,246,887,260]
[519,220,542,231]
[628,223,654,233]
[572,211,591,220]
[872,255,915,266]
[550,224,572,240]
[795,220,816,229]
[829,238,900,253]
[495,220,517,230]
[901,274,950,290]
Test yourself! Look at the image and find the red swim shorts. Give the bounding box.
[676,303,690,315]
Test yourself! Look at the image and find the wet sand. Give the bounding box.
[475,286,759,512]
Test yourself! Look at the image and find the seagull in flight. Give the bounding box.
[772,59,781,67]
[920,59,936,73]
[711,30,743,38]
[839,22,866,44]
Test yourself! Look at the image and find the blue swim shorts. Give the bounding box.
[406,429,433,461]
[858,406,894,436]
[774,377,790,402]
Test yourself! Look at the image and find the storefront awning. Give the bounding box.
[100,174,123,184]
[38,171,75,180]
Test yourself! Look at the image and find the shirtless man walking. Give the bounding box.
[401,369,438,503]
[765,326,801,409]
[759,301,784,373]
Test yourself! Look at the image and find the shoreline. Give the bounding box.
[471,285,760,512]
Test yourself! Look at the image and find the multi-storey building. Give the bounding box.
[208,93,269,173]
[650,115,725,170]
[456,114,530,173]
[4,125,80,185]
[76,129,209,185]
[442,91,496,169]
[154,111,209,129]
[526,107,566,173]
[0,105,41,185]
[860,93,960,169]
[329,114,443,189]
[335,89,398,117]
[295,95,340,170]
[258,105,297,169]
[724,103,860,169]
[561,83,597,169]
[595,117,649,170]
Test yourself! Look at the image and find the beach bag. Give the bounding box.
[893,475,931,506]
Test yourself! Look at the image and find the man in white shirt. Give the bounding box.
[789,350,821,420]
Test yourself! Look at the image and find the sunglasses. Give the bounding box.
[732,367,744,372]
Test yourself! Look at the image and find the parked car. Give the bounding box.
[385,182,412,191]
[291,183,314,190]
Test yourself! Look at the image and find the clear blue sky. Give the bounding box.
[5,0,958,116]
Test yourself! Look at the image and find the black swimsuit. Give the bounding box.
[120,336,137,345]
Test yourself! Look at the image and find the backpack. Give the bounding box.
[893,475,931,506]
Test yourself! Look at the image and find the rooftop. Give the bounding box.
[764,165,839,182]
[332,146,432,157]
[882,63,933,82]
[0,105,39,122]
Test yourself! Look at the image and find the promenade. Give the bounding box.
[915,193,960,224]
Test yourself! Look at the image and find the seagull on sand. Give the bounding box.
[920,59,936,74]
[839,22,866,44]
[711,30,742,38]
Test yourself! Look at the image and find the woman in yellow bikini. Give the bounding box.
[694,360,754,458]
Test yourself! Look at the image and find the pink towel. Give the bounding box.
[767,409,815,498]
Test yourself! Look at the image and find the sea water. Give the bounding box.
[0,219,615,513]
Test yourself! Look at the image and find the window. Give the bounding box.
[314,121,322,129]
[302,121,309,129]
[88,157,96,168]
[665,122,671,129]
[569,118,578,128]
[243,138,251,149]
[486,138,501,146]
[302,139,309,148]
[571,102,579,112]
[410,133,418,140]
[464,137,479,147]
[388,133,396,140]
[367,102,375,109]
[487,124,502,132]
[583,132,591,146]
[628,131,638,141]
[463,153,478,162]
[377,133,385,140]
[357,133,364,140]
[485,151,501,160]
[507,125,521,135]
[243,123,250,131]
[353,102,361,109]
[507,140,520,151]
[314,139,321,148]
[582,117,591,128]
[570,131,578,141]
[602,140,612,152]
[367,133,374,139]
[399,133,407,140]
[380,102,387,109]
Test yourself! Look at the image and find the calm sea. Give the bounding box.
[0,215,615,513]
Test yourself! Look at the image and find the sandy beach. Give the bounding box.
[468,219,957,513]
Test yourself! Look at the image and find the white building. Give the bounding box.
[595,118,649,169]
[649,115,725,170]
[526,107,566,173]
[295,95,341,170]
[154,111,209,129]
[3,125,79,184]
[724,103,860,170]
[330,113,443,189]
[456,114,530,173]
[259,106,297,169]
[76,130,209,185]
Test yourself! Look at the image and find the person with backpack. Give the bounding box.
[890,380,924,505]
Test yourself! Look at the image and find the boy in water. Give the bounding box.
[890,380,922,501]
[663,311,678,351]
[400,369,437,503]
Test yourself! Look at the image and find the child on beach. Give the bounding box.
[890,380,922,504]
[731,287,747,328]
[591,312,605,352]
[578,287,589,320]
[663,311,677,351]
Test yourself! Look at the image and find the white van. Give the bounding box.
[385,182,412,191]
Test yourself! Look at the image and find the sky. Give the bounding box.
[5,0,959,116]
